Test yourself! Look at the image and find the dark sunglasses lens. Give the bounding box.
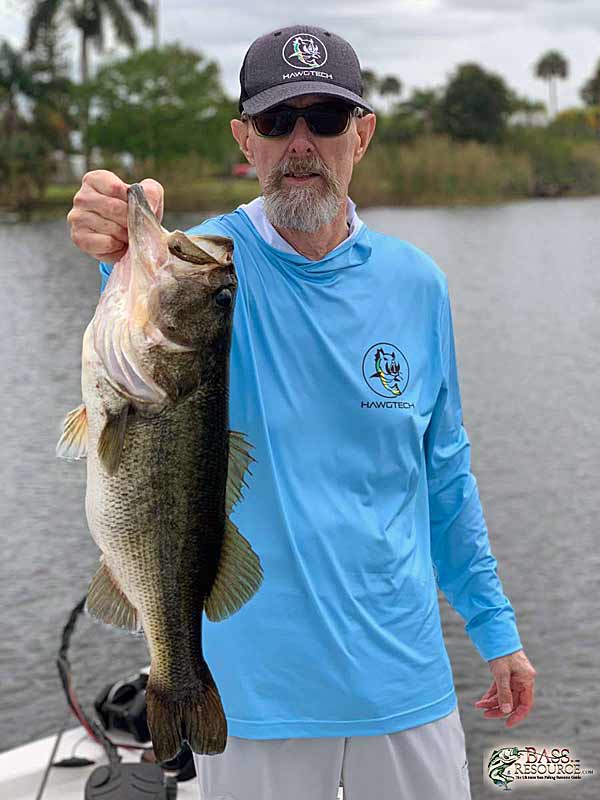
[253,104,352,137]
[253,108,294,137]
[307,106,351,136]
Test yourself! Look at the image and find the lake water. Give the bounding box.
[1,196,598,799]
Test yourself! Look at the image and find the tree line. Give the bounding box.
[361,50,599,143]
[1,0,600,209]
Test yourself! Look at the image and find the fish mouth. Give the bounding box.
[126,184,235,288]
[127,182,155,212]
[126,183,168,278]
[168,232,234,268]
[127,183,162,236]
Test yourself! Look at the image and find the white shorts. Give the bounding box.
[193,704,471,800]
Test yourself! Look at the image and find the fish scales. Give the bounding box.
[57,184,263,761]
[86,391,226,677]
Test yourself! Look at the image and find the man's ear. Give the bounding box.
[353,113,377,165]
[231,118,255,165]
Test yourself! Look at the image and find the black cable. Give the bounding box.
[56,595,121,765]
[43,596,185,798]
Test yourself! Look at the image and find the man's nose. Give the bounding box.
[285,116,314,155]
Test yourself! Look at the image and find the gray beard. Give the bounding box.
[263,181,343,234]
[261,155,345,233]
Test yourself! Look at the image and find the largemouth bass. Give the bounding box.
[56,184,263,761]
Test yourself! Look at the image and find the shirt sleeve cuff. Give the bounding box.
[99,260,113,293]
[465,605,523,661]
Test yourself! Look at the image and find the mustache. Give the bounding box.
[264,154,341,193]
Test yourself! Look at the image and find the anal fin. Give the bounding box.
[86,558,141,632]
[204,517,263,622]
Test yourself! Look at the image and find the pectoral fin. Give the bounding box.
[204,516,263,621]
[98,405,130,476]
[86,557,141,632]
[56,403,88,459]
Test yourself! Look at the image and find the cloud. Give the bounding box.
[444,0,600,33]
[1,0,597,110]
[443,0,572,11]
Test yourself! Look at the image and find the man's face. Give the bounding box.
[231,93,376,232]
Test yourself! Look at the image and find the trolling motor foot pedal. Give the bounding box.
[85,762,177,799]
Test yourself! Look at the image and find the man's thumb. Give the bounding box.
[139,178,164,223]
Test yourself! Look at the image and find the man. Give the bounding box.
[68,24,536,800]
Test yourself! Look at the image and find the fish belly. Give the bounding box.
[85,384,229,687]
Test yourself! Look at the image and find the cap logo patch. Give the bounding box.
[282,34,328,70]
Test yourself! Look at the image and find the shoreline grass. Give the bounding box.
[3,134,600,219]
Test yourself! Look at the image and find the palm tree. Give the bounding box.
[0,40,38,139]
[0,38,62,201]
[360,68,379,101]
[534,50,568,119]
[378,75,402,114]
[26,0,155,170]
[28,19,76,154]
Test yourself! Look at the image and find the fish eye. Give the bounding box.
[215,287,233,308]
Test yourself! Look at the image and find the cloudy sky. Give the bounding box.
[1,0,599,112]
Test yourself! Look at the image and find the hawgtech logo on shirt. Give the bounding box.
[361,342,415,409]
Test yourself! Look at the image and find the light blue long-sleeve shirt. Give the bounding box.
[98,201,522,739]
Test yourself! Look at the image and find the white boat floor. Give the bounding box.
[0,722,199,800]
[1,723,346,800]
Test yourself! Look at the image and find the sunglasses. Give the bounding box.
[243,102,365,138]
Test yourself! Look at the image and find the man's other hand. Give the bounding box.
[67,170,164,264]
[474,648,536,728]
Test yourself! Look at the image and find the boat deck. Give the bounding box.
[1,724,345,799]
[0,723,199,800]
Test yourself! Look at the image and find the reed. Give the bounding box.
[351,135,533,206]
[23,134,600,216]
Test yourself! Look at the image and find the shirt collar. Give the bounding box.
[238,195,363,257]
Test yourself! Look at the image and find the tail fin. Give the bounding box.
[145,662,227,762]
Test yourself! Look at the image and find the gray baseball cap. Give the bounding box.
[238,25,375,115]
